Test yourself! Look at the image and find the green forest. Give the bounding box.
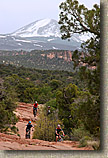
[0,0,100,149]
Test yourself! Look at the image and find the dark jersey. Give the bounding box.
[26,124,33,130]
[55,128,62,134]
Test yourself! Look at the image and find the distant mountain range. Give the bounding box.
[0,19,91,51]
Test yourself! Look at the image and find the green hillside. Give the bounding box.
[0,64,100,144]
[0,50,74,71]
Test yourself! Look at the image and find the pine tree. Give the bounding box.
[58,0,100,137]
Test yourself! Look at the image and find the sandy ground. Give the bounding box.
[0,103,94,150]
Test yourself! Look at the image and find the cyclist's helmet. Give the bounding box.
[35,101,37,104]
[48,106,50,108]
[57,124,60,128]
[29,121,31,124]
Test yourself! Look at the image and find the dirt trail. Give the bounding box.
[15,102,36,139]
[0,103,94,150]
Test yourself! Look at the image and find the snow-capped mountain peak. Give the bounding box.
[0,18,92,51]
[11,19,61,38]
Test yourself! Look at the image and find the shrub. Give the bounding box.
[87,140,100,150]
[38,93,50,104]
[71,123,91,141]
[0,80,18,132]
[79,136,92,147]
[50,79,62,90]
[11,126,18,134]
[63,135,70,141]
[33,111,62,141]
[45,98,57,112]
[79,137,87,147]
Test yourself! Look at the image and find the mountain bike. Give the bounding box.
[47,109,51,116]
[25,129,30,139]
[33,108,37,117]
[57,134,64,142]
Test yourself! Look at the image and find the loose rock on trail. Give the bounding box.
[0,103,94,150]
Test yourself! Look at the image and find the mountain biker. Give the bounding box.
[55,124,65,142]
[33,101,38,115]
[25,121,33,136]
[47,106,51,116]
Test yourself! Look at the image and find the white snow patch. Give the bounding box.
[47,38,54,42]
[12,37,16,40]
[34,44,43,47]
[27,19,51,32]
[11,19,61,38]
[72,36,80,42]
[12,19,52,37]
[18,43,22,45]
[53,46,58,49]
[0,35,6,38]
[15,39,32,43]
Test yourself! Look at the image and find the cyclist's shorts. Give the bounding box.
[55,133,59,137]
[26,128,30,132]
[33,107,37,111]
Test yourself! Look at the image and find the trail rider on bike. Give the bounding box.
[25,121,33,136]
[33,101,38,115]
[55,124,65,142]
[47,106,51,116]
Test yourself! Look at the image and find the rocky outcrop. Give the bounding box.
[41,51,72,62]
[0,132,94,150]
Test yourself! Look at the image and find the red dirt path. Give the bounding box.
[0,103,94,150]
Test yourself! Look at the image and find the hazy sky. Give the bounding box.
[0,0,100,34]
